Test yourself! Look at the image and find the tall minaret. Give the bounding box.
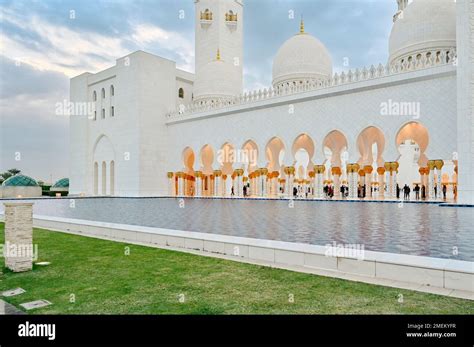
[393,0,408,22]
[194,0,243,102]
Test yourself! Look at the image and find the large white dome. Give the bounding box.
[389,0,456,65]
[193,58,241,103]
[272,27,332,89]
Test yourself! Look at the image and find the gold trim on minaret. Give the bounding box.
[299,17,305,34]
[216,48,221,61]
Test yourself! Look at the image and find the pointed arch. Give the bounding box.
[182,147,195,174]
[199,144,215,175]
[322,130,348,167]
[265,137,286,172]
[241,139,259,174]
[356,126,386,167]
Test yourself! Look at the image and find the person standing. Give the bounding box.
[442,184,447,200]
[414,184,420,200]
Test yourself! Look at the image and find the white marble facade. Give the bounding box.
[69,0,473,204]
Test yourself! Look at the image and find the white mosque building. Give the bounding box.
[69,0,474,204]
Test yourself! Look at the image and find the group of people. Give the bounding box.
[397,183,452,201]
[228,182,454,201]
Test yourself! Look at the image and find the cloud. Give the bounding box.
[0,56,69,99]
[0,6,194,77]
[129,23,194,72]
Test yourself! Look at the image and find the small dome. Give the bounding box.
[2,174,39,187]
[194,52,241,103]
[272,23,332,89]
[389,0,456,65]
[52,178,69,188]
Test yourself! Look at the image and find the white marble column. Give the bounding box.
[195,172,203,197]
[235,169,244,197]
[176,172,184,196]
[377,167,385,199]
[428,161,435,200]
[435,160,444,201]
[259,168,268,197]
[213,171,222,197]
[167,172,174,196]
[364,166,373,198]
[332,167,341,198]
[222,175,227,197]
[287,167,295,198]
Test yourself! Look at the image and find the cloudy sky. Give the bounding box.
[0,0,396,183]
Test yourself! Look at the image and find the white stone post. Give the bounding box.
[4,202,34,272]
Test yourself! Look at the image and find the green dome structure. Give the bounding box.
[0,174,42,198]
[52,178,69,188]
[2,174,39,187]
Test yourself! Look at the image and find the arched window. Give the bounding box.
[178,88,184,99]
[102,109,105,119]
[93,111,97,121]
[110,85,114,96]
[101,88,105,99]
[92,91,97,101]
[111,106,115,117]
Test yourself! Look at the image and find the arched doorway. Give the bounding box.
[265,137,286,196]
[323,130,348,198]
[292,133,315,180]
[182,147,195,196]
[356,126,386,198]
[199,144,215,196]
[395,122,429,188]
[218,142,235,196]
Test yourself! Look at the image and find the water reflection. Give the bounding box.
[0,198,472,261]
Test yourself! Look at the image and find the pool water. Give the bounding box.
[1,197,473,261]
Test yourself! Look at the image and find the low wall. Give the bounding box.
[11,214,472,293]
[0,186,42,199]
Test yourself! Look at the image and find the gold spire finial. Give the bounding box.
[216,48,221,61]
[299,16,305,34]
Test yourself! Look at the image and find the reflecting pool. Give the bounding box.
[1,198,472,261]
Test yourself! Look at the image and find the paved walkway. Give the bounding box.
[0,299,25,315]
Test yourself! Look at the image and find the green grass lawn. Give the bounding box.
[0,222,473,314]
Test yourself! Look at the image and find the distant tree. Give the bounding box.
[0,168,21,182]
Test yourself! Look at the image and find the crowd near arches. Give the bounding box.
[167,123,458,202]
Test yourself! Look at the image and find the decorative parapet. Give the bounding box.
[167,48,456,119]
